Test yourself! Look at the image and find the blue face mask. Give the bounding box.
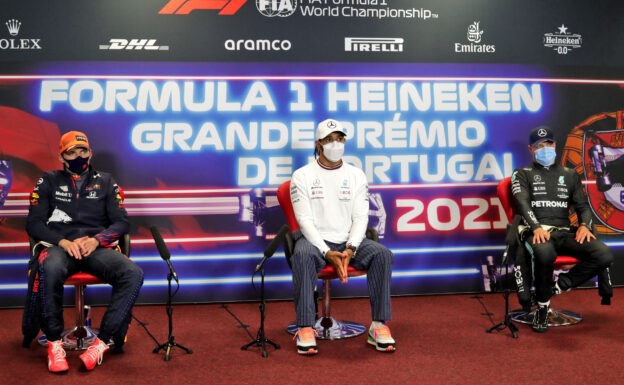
[535,146,556,166]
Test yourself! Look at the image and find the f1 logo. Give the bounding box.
[159,0,247,15]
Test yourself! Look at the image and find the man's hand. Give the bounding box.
[575,225,595,244]
[532,227,551,245]
[325,250,351,283]
[341,248,354,279]
[59,239,82,260]
[75,236,100,257]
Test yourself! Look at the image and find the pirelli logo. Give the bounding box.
[344,37,404,52]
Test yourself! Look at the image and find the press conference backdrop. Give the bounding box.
[0,0,623,307]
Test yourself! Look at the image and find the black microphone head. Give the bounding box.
[150,226,171,260]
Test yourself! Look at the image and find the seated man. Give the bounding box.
[26,131,144,372]
[290,118,395,354]
[511,126,613,333]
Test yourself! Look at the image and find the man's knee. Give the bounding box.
[39,247,69,276]
[592,241,614,268]
[373,243,394,265]
[120,260,144,285]
[361,239,394,263]
[291,248,316,271]
[529,243,557,267]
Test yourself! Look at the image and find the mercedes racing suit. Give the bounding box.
[25,167,143,345]
[511,162,613,303]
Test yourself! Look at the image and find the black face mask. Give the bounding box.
[64,156,89,174]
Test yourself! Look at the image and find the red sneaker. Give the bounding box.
[47,340,69,373]
[79,337,109,370]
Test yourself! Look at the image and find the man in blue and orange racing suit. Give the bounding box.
[511,126,613,333]
[26,131,143,373]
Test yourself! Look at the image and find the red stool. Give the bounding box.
[277,181,370,339]
[31,234,131,349]
[497,177,582,327]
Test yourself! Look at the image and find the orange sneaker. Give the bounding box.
[367,323,396,352]
[79,337,109,370]
[47,340,69,373]
[293,327,318,355]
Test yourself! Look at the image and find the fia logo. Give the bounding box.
[256,0,297,17]
[466,21,483,43]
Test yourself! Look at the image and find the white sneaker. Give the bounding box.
[367,323,396,352]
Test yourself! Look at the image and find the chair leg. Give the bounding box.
[74,284,87,348]
[286,279,366,340]
[319,279,333,336]
[509,308,583,326]
[60,285,99,350]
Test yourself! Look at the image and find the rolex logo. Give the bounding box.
[0,19,41,50]
[5,19,21,36]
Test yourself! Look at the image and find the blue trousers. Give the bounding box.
[291,232,394,327]
[38,246,144,343]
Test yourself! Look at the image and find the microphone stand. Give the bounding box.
[486,258,518,339]
[153,271,193,360]
[241,268,280,357]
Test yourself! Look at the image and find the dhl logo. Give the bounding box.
[159,0,247,15]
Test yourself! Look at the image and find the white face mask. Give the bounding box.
[322,141,344,163]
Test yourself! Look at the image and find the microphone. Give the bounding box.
[255,225,289,274]
[485,255,498,292]
[150,226,179,283]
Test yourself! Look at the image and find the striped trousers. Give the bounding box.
[291,231,394,327]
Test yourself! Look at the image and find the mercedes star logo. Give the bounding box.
[537,128,547,137]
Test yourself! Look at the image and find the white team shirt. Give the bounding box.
[290,159,369,256]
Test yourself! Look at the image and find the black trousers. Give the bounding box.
[38,246,144,342]
[526,230,613,303]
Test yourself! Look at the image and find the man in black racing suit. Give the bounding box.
[511,126,613,333]
[26,131,144,372]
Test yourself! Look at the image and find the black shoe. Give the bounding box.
[532,304,550,333]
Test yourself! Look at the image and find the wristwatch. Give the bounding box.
[347,244,357,253]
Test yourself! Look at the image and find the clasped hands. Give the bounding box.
[58,237,100,259]
[325,248,354,283]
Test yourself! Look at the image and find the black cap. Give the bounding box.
[529,126,554,147]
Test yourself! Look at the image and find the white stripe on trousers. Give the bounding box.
[290,231,394,327]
